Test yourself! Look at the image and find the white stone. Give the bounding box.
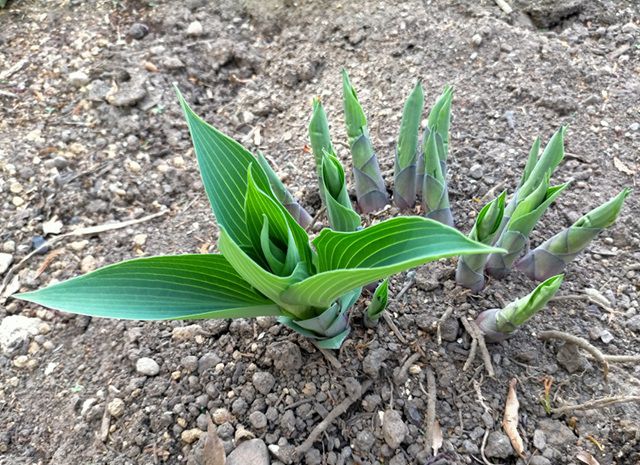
[136,357,160,376]
[0,315,43,354]
[68,71,90,87]
[0,253,13,275]
[186,21,203,36]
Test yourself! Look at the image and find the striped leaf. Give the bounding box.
[281,216,504,308]
[16,255,281,320]
[176,88,273,258]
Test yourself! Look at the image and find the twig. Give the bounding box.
[424,367,437,457]
[305,206,325,232]
[480,430,500,465]
[551,396,640,414]
[0,89,19,99]
[538,330,609,380]
[319,348,342,370]
[395,270,417,301]
[436,307,454,346]
[461,318,495,377]
[494,0,513,14]
[295,380,372,456]
[473,378,492,414]
[394,353,421,385]
[464,338,479,372]
[551,293,620,315]
[0,210,169,297]
[382,312,407,344]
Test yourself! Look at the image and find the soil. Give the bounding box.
[1,0,639,464]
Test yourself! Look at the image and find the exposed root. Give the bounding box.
[424,367,437,457]
[473,377,492,414]
[480,430,501,465]
[464,338,479,372]
[551,395,640,414]
[538,330,609,380]
[461,318,495,377]
[295,380,372,457]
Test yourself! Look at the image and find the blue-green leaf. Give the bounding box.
[15,255,281,320]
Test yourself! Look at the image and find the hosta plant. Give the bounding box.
[16,88,501,349]
[475,274,564,343]
[516,188,630,281]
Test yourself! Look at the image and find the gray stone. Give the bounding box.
[461,439,479,455]
[136,357,160,376]
[533,429,546,450]
[440,316,459,342]
[0,315,43,355]
[249,411,267,430]
[266,341,302,372]
[198,352,221,374]
[363,348,389,377]
[0,253,13,275]
[626,314,640,332]
[128,23,149,40]
[354,430,375,451]
[106,79,147,107]
[530,456,552,465]
[252,371,276,395]
[161,56,185,70]
[556,342,591,373]
[88,79,111,102]
[68,70,89,87]
[469,163,484,179]
[382,410,407,449]
[484,431,514,459]
[536,419,576,447]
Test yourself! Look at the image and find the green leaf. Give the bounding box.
[15,255,281,320]
[218,226,313,319]
[281,216,504,308]
[321,151,361,232]
[366,278,389,324]
[176,88,274,256]
[519,127,565,198]
[309,98,335,174]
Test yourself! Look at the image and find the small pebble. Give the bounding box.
[68,70,90,87]
[186,21,203,36]
[108,398,125,417]
[136,357,160,376]
[128,22,149,40]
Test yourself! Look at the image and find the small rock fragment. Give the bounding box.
[0,315,43,354]
[484,431,514,459]
[252,371,276,395]
[68,71,90,87]
[363,348,389,377]
[108,398,125,417]
[382,410,407,449]
[128,22,149,40]
[136,357,160,376]
[249,411,267,430]
[181,428,204,444]
[0,253,13,275]
[186,21,204,36]
[227,438,269,465]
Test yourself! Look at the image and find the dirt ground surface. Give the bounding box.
[1,0,640,464]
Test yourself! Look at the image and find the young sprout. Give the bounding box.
[342,69,389,213]
[486,177,569,278]
[517,189,631,281]
[320,150,361,232]
[364,278,389,328]
[456,191,506,291]
[309,97,335,181]
[486,129,569,278]
[421,129,454,226]
[257,153,313,229]
[475,274,564,342]
[393,81,424,210]
[417,86,453,194]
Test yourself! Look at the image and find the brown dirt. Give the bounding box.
[1,0,639,464]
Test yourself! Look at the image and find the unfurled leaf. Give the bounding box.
[16,255,281,320]
[502,378,525,458]
[176,88,274,258]
[281,216,504,308]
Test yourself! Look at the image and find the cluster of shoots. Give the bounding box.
[15,69,630,349]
